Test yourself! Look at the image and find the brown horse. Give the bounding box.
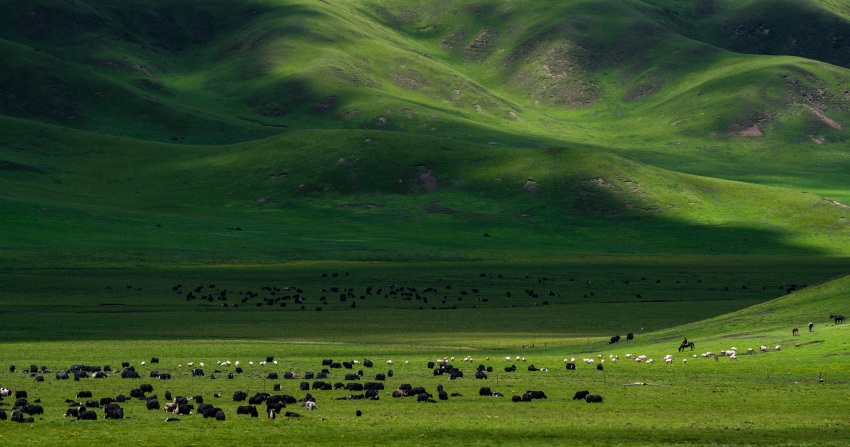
[792,326,799,335]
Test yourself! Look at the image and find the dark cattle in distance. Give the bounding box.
[237,405,259,417]
[248,393,269,405]
[104,404,124,419]
[585,394,603,403]
[345,383,364,391]
[78,411,97,420]
[23,404,44,415]
[526,391,547,399]
[573,390,590,400]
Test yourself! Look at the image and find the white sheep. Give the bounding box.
[386,360,393,365]
[775,345,781,351]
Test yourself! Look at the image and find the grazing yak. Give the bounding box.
[237,405,259,417]
[104,403,124,419]
[585,394,603,403]
[77,410,97,420]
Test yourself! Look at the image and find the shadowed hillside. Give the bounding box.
[1,0,849,269]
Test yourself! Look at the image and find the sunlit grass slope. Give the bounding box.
[1,0,849,271]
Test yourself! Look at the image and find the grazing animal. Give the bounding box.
[585,394,603,403]
[792,326,799,336]
[78,410,97,420]
[305,401,317,410]
[573,390,590,400]
[237,406,259,417]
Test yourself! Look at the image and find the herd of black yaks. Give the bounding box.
[0,356,603,423]
[166,275,814,312]
[173,280,553,311]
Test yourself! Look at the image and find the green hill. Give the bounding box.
[1,0,849,268]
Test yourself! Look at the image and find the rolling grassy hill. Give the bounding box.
[1,0,849,320]
[5,4,850,445]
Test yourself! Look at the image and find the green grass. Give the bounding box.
[1,1,850,445]
[0,272,847,446]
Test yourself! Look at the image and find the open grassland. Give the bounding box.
[0,272,848,446]
[2,0,850,445]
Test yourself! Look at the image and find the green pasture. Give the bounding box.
[1,0,850,445]
[0,274,847,446]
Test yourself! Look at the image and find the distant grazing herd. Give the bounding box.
[148,272,811,312]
